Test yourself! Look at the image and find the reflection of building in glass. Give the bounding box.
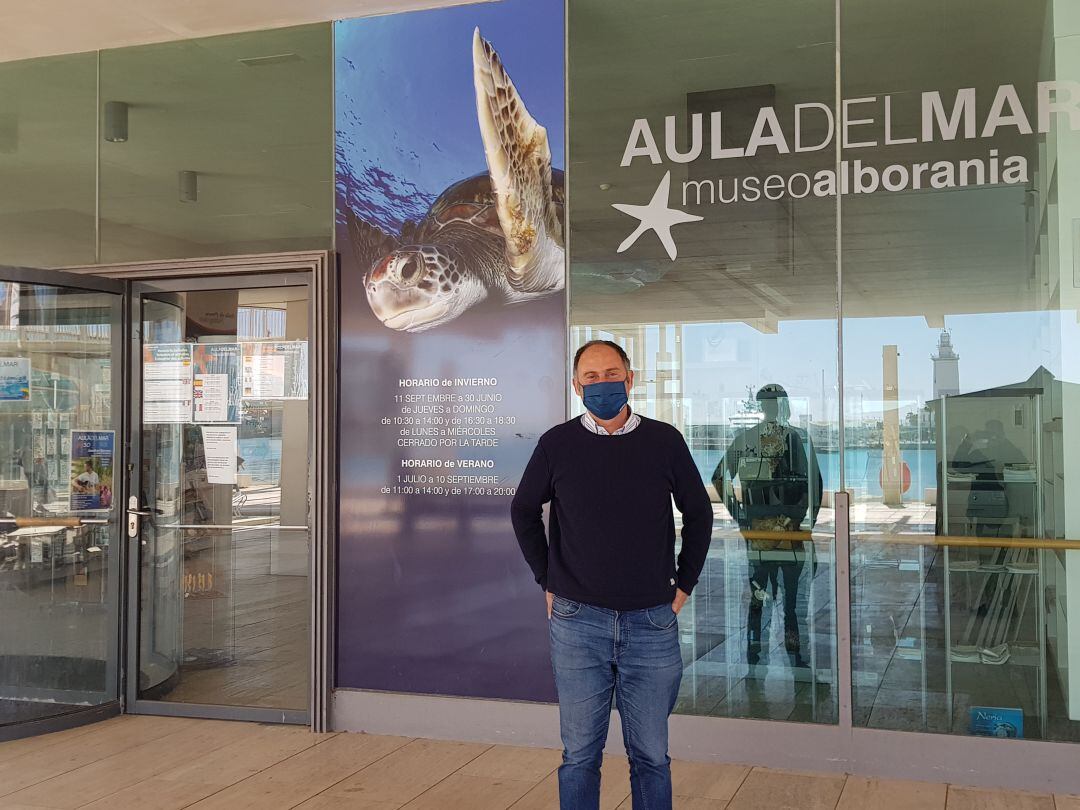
[933,330,960,399]
[929,366,1080,737]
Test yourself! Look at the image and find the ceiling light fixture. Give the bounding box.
[103,101,128,143]
[179,170,198,203]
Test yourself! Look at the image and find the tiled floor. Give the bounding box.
[0,716,1075,809]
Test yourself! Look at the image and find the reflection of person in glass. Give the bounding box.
[712,384,822,666]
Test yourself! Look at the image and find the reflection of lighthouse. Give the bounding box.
[933,330,960,399]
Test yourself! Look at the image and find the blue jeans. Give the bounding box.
[549,596,683,810]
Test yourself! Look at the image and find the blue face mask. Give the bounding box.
[582,380,628,421]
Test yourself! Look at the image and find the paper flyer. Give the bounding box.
[69,430,115,511]
[202,426,238,485]
[193,343,241,423]
[242,341,308,400]
[143,343,194,423]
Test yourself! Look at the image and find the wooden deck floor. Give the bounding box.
[0,715,1075,809]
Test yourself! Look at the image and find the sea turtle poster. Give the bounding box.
[335,0,564,702]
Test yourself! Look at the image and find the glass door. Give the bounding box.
[127,273,312,723]
[0,267,125,737]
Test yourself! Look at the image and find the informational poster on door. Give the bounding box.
[241,342,308,400]
[202,426,238,485]
[0,357,30,401]
[193,344,241,424]
[335,0,565,702]
[143,343,193,423]
[69,430,114,511]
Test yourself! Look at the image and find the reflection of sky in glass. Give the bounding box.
[666,310,1074,424]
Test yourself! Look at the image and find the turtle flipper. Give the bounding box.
[472,28,564,296]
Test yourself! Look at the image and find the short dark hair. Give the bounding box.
[573,339,631,375]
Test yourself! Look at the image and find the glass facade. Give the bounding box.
[0,25,332,270]
[842,0,1080,742]
[0,53,97,267]
[568,0,1080,746]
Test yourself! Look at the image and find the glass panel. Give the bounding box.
[0,279,119,725]
[569,0,839,722]
[842,0,1080,741]
[136,282,310,712]
[98,25,332,263]
[0,53,97,268]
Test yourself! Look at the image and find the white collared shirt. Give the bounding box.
[581,409,642,436]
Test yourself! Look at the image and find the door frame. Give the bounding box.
[65,251,337,732]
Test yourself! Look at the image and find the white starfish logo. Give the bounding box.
[612,171,703,261]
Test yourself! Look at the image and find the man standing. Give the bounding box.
[511,340,713,810]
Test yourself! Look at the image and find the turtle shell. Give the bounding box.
[412,170,565,245]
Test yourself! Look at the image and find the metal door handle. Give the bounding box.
[127,493,153,538]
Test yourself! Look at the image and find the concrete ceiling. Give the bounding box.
[0,0,484,62]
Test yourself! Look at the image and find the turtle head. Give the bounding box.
[364,245,487,332]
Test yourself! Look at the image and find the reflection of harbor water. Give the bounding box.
[691,446,938,499]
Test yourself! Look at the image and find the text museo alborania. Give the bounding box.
[620,82,1080,203]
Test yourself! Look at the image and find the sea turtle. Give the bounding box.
[346,28,565,332]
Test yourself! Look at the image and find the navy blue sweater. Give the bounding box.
[510,416,714,611]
